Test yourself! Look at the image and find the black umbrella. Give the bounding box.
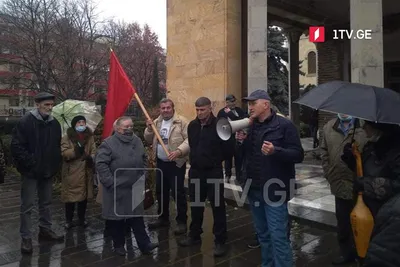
[294,80,400,124]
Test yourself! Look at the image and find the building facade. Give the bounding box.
[166,0,398,130]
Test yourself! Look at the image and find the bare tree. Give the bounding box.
[0,0,61,97]
[0,0,109,101]
[104,21,165,105]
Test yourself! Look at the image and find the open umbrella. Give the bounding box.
[294,80,400,124]
[52,99,102,136]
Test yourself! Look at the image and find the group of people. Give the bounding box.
[8,89,305,267]
[8,87,399,267]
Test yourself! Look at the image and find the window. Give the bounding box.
[9,96,20,106]
[307,51,317,75]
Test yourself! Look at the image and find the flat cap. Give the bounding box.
[243,89,271,101]
[34,92,55,103]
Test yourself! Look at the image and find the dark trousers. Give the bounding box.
[224,153,242,178]
[188,168,227,244]
[335,197,357,259]
[20,176,53,239]
[65,199,87,222]
[108,217,151,251]
[156,159,187,224]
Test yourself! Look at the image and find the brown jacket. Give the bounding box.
[61,128,96,203]
[320,118,367,199]
[144,113,190,168]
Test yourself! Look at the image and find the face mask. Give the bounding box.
[75,125,86,132]
[123,129,134,136]
[338,114,353,122]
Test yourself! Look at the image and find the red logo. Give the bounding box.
[309,26,325,42]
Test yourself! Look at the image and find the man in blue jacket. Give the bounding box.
[236,89,304,267]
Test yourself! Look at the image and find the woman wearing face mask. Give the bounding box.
[95,116,158,256]
[61,115,96,229]
[341,121,400,266]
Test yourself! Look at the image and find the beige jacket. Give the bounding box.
[320,118,367,199]
[144,113,190,168]
[60,128,96,203]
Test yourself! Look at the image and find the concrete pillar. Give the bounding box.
[350,0,384,87]
[247,0,268,94]
[286,28,302,129]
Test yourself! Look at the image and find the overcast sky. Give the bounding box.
[97,0,167,48]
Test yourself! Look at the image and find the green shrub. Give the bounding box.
[1,134,13,166]
[300,122,310,138]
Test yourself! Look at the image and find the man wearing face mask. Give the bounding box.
[11,92,64,254]
[144,98,190,235]
[320,113,367,265]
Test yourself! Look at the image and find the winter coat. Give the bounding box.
[60,127,96,203]
[358,132,400,218]
[10,108,62,178]
[320,118,367,199]
[143,113,190,168]
[239,110,304,203]
[95,132,147,220]
[363,193,400,267]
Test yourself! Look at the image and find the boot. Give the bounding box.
[38,227,64,241]
[21,238,33,254]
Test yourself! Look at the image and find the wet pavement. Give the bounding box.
[0,172,357,267]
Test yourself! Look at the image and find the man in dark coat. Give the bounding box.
[217,94,246,181]
[178,97,234,257]
[11,92,64,254]
[236,89,304,267]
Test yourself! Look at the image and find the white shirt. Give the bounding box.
[157,118,173,161]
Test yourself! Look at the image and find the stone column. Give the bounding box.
[350,0,384,87]
[286,28,302,129]
[247,0,268,94]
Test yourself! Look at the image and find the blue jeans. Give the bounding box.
[248,189,292,267]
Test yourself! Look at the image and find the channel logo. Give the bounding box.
[309,26,325,42]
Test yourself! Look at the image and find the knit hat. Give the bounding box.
[71,115,86,127]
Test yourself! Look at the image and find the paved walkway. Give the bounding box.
[0,171,353,267]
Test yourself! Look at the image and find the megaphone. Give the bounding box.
[216,117,251,140]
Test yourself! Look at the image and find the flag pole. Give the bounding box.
[132,92,170,156]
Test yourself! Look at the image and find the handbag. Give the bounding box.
[143,186,154,210]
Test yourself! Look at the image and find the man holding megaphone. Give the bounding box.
[235,89,304,267]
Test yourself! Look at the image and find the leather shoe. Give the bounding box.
[21,238,33,254]
[332,255,356,265]
[38,227,64,241]
[214,243,227,257]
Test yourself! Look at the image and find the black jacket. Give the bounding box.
[188,114,235,172]
[217,106,246,121]
[239,110,304,202]
[11,109,62,178]
[356,133,400,218]
[363,193,400,267]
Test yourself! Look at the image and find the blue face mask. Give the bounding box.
[337,114,353,122]
[75,125,86,132]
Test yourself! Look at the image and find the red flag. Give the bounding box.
[102,51,136,139]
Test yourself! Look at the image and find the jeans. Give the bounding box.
[20,176,53,239]
[156,159,187,224]
[248,188,292,267]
